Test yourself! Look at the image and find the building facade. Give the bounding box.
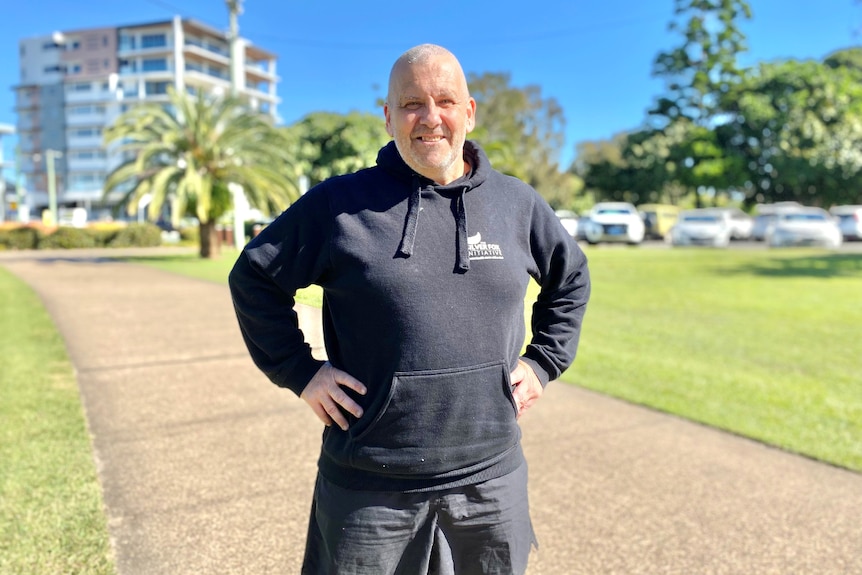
[14,16,279,221]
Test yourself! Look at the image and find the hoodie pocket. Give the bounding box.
[347,361,520,476]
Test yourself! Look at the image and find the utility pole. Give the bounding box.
[226,0,243,97]
[45,149,62,227]
[226,0,245,250]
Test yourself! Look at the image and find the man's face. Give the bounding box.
[384,55,476,185]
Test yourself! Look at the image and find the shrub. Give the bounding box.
[179,226,199,245]
[106,223,162,248]
[39,227,99,249]
[0,227,42,250]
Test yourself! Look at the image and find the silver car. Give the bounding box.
[767,208,842,249]
[670,209,732,248]
[828,205,862,241]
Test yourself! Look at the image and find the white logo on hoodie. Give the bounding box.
[467,232,504,261]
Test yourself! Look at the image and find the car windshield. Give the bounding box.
[597,208,632,215]
[682,215,719,222]
[783,214,826,222]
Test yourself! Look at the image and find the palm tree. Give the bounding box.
[104,87,299,258]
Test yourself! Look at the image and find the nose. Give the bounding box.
[419,102,442,127]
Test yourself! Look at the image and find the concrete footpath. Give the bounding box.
[2,248,861,575]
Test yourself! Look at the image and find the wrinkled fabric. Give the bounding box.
[301,464,537,575]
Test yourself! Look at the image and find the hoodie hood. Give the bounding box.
[376,140,491,272]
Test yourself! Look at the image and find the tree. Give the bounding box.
[651,0,752,206]
[282,111,391,188]
[104,88,299,258]
[467,72,580,208]
[718,52,862,206]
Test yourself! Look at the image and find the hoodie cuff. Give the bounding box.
[275,356,327,397]
[519,356,552,388]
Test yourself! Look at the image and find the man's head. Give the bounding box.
[384,44,476,185]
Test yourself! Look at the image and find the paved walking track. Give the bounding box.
[3,248,861,575]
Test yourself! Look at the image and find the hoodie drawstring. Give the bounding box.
[398,178,470,273]
[397,175,422,258]
[456,187,470,272]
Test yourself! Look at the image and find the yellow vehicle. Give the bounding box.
[638,204,680,239]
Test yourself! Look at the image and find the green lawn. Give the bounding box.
[134,246,862,471]
[0,267,115,575]
[569,248,862,471]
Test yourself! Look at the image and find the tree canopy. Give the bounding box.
[104,87,298,257]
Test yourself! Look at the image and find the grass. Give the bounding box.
[0,267,115,575]
[132,246,862,471]
[567,248,862,471]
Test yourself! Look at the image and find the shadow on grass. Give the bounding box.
[726,252,862,278]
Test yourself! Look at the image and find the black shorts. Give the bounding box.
[301,463,537,575]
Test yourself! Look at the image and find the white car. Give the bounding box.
[581,202,645,245]
[767,208,842,249]
[670,209,732,248]
[828,205,862,241]
[718,207,754,240]
[554,209,580,239]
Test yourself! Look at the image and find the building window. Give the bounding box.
[141,33,167,48]
[142,58,168,72]
[145,81,170,95]
[67,82,92,93]
[43,65,65,73]
[119,34,136,51]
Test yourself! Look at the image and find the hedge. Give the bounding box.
[0,223,163,251]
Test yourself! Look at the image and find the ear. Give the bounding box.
[465,97,477,134]
[384,103,394,137]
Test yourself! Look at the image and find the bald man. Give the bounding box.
[230,44,590,574]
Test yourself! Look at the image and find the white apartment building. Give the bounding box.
[14,16,279,221]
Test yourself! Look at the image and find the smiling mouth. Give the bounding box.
[416,135,445,143]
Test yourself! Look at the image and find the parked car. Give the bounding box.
[669,209,732,247]
[828,205,862,241]
[581,202,645,245]
[638,204,680,240]
[751,202,803,241]
[717,207,753,240]
[766,208,842,249]
[554,209,580,239]
[751,214,777,241]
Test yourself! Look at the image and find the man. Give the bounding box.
[229,44,590,574]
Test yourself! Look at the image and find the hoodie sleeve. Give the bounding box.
[228,187,332,396]
[520,195,591,387]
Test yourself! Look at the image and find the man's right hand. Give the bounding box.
[300,362,367,431]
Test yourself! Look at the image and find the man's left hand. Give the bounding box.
[510,360,543,419]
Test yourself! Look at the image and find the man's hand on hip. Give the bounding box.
[510,360,543,419]
[301,362,366,431]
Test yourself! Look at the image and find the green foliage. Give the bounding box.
[467,72,581,208]
[0,268,114,574]
[0,226,42,250]
[719,51,862,206]
[648,0,752,206]
[282,111,391,187]
[104,87,299,258]
[106,223,162,248]
[37,227,98,250]
[0,224,164,250]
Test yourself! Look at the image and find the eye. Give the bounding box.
[403,101,422,110]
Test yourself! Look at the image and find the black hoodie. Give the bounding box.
[229,140,590,492]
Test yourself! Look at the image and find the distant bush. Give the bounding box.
[106,223,162,247]
[179,226,199,245]
[0,227,42,250]
[0,222,165,250]
[38,227,98,249]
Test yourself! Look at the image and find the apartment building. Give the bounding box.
[14,16,279,221]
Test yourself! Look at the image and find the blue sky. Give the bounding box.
[1,0,860,171]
